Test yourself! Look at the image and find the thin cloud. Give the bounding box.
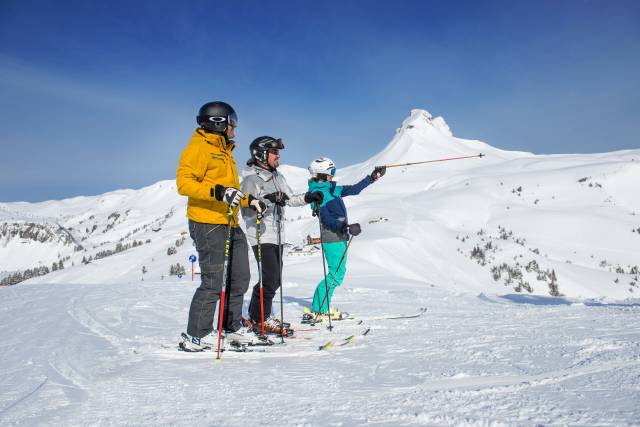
[0,55,161,116]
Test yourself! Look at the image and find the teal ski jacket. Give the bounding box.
[308,175,373,242]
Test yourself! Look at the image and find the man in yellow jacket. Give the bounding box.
[177,101,266,351]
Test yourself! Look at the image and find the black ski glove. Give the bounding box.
[371,166,386,182]
[212,184,245,207]
[341,223,361,236]
[263,191,289,206]
[304,191,324,204]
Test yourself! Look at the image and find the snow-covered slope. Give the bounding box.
[1,109,640,425]
[0,180,185,278]
[2,278,639,426]
[2,109,639,299]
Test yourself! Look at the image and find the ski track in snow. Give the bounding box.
[1,279,639,426]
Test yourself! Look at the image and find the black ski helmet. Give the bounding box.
[196,101,238,134]
[248,136,285,166]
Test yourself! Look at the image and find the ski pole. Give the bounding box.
[256,215,265,337]
[316,235,354,317]
[216,206,234,362]
[275,204,285,343]
[315,205,333,331]
[381,153,485,169]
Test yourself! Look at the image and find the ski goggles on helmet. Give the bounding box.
[328,167,336,176]
[208,112,238,127]
[228,112,238,127]
[265,138,284,150]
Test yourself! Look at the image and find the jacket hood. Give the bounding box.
[243,164,274,182]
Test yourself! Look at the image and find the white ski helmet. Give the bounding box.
[308,157,336,178]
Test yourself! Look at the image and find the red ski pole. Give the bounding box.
[381,153,485,169]
[216,207,234,362]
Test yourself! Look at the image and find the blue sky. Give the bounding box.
[1,0,639,202]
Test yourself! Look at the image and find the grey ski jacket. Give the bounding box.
[241,165,308,246]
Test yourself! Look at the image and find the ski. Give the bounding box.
[339,328,371,346]
[319,327,371,351]
[303,307,427,325]
[227,341,270,352]
[318,341,334,351]
[242,338,275,347]
[379,306,427,320]
[178,332,273,354]
[178,341,267,353]
[352,307,428,322]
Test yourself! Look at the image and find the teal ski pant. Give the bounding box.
[312,241,348,314]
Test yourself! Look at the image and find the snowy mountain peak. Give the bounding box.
[402,108,433,127]
[353,109,523,176]
[432,116,453,137]
[401,109,453,138]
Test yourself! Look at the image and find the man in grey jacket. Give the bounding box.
[241,136,322,335]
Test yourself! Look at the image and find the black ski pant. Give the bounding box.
[186,220,250,337]
[248,243,283,323]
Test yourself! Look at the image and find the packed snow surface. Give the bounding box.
[1,279,639,425]
[1,109,639,425]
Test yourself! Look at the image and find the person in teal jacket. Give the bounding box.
[305,157,386,319]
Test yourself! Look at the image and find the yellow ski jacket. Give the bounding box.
[176,128,249,226]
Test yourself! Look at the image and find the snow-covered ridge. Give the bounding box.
[2,109,639,300]
[401,109,452,137]
[0,180,185,273]
[0,221,74,246]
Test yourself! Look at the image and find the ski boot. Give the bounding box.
[302,307,350,325]
[225,326,274,346]
[243,317,295,338]
[179,331,218,352]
